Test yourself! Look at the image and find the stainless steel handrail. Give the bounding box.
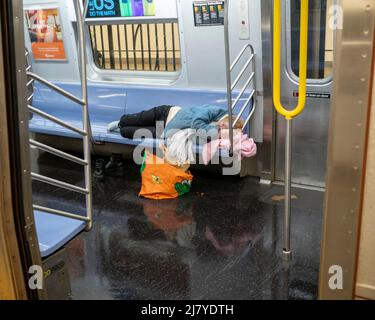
[242,99,257,130]
[30,139,88,166]
[230,45,254,70]
[224,0,257,155]
[28,1,93,230]
[230,45,257,130]
[31,173,89,195]
[232,75,253,110]
[76,0,93,231]
[27,78,35,87]
[234,89,255,127]
[27,93,34,102]
[27,72,85,106]
[224,0,234,155]
[28,105,87,136]
[33,205,91,223]
[231,57,253,91]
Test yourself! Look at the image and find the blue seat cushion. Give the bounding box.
[34,210,86,258]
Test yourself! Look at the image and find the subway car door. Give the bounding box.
[276,0,334,188]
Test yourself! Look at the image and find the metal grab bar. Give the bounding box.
[28,105,87,136]
[273,0,309,260]
[27,93,34,103]
[30,139,88,166]
[232,74,253,111]
[234,45,257,131]
[77,0,93,231]
[31,173,89,195]
[28,1,93,231]
[27,78,35,87]
[231,56,253,91]
[243,99,257,131]
[273,0,309,120]
[33,205,91,223]
[234,89,255,127]
[224,0,257,155]
[230,45,254,71]
[27,72,85,106]
[228,45,257,130]
[224,0,234,154]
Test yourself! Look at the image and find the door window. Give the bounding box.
[288,0,335,80]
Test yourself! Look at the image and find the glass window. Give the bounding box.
[88,22,181,72]
[290,0,335,79]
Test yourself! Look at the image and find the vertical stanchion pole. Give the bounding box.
[273,0,309,260]
[74,1,93,231]
[283,119,292,260]
[224,0,234,156]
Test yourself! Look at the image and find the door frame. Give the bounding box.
[0,0,46,300]
[0,11,27,300]
[319,0,375,299]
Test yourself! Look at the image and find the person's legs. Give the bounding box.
[119,105,173,128]
[119,105,173,139]
[154,105,174,123]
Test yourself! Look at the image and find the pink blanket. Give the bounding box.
[202,130,257,165]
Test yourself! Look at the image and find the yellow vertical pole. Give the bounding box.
[273,0,309,259]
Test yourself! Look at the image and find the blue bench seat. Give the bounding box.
[34,210,86,258]
[29,81,252,155]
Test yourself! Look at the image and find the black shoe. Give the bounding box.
[94,159,105,180]
[105,154,125,177]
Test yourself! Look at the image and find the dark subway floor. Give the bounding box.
[31,151,324,300]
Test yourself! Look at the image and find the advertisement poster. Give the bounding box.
[193,1,225,27]
[25,8,67,61]
[87,0,156,19]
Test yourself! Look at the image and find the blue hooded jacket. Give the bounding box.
[163,105,227,140]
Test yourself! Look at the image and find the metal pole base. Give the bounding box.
[282,249,292,261]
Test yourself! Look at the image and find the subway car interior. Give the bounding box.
[0,0,375,301]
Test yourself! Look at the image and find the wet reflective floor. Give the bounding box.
[32,152,324,300]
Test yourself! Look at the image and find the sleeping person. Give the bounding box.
[107,105,249,170]
[108,104,243,140]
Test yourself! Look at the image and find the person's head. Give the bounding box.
[218,115,245,130]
